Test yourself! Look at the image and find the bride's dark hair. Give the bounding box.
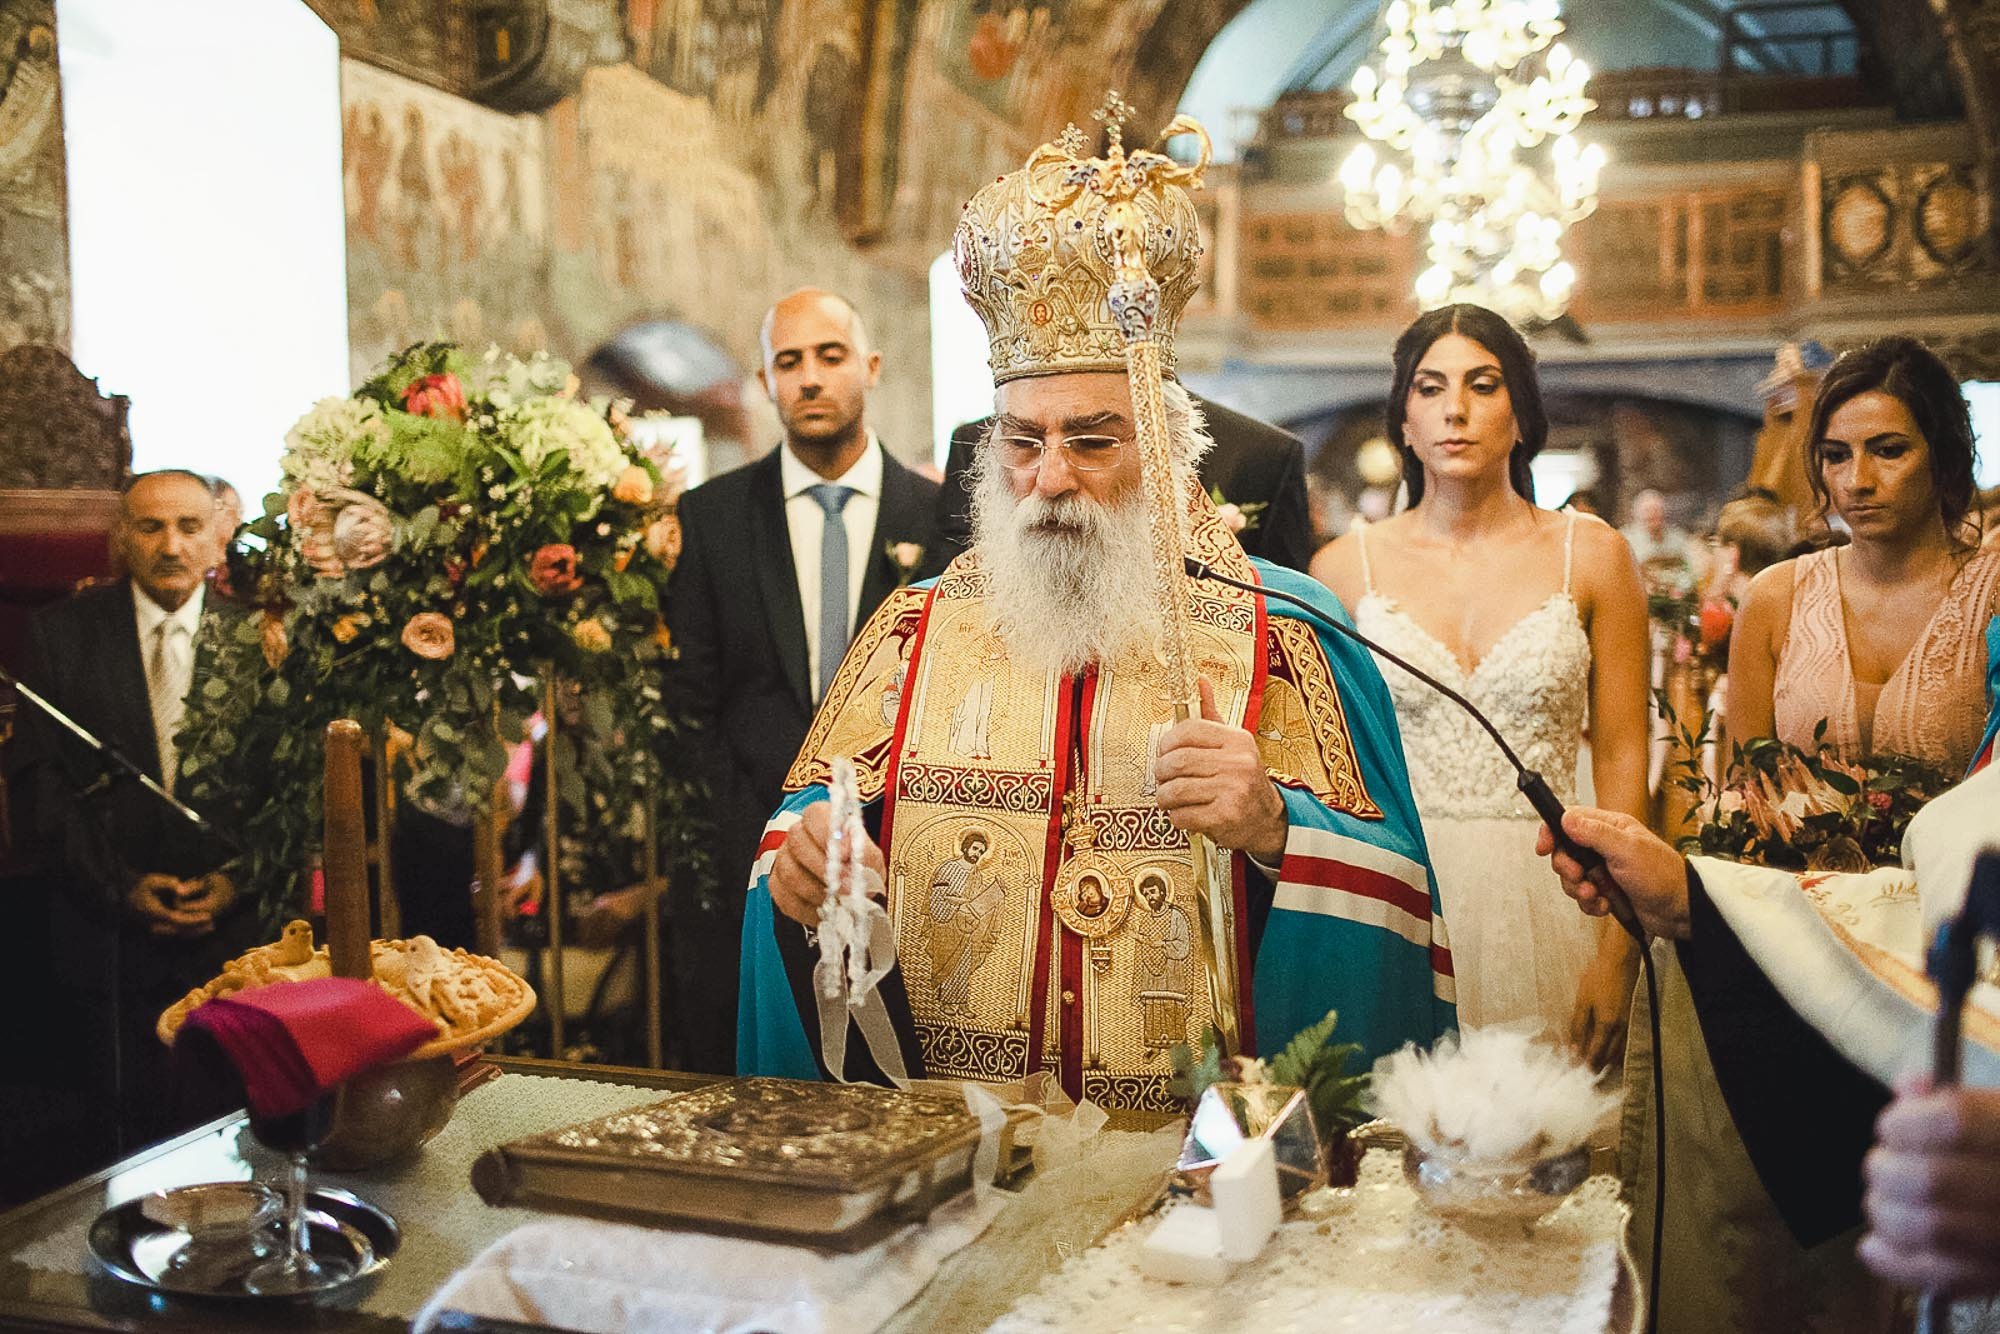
[1386,303,1547,506]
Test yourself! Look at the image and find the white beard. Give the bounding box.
[969,454,1163,678]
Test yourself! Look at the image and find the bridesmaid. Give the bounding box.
[1311,304,1651,1065]
[1730,336,1999,776]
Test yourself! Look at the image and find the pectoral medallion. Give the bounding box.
[1049,794,1131,939]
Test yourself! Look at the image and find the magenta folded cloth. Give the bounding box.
[181,977,437,1119]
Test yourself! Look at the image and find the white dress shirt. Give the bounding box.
[133,581,205,787]
[779,437,883,700]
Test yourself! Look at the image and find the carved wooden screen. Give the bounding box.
[0,344,131,490]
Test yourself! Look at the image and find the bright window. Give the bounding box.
[1961,381,2000,489]
[929,250,993,469]
[58,0,347,507]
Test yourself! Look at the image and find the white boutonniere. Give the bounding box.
[886,540,925,586]
[1207,486,1267,535]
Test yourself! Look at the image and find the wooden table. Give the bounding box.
[0,1057,715,1333]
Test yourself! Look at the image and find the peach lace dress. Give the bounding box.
[1773,546,2000,774]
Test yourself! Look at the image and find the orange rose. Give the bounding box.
[612,465,654,506]
[332,613,367,644]
[651,619,673,655]
[572,618,612,653]
[614,546,633,572]
[401,612,455,659]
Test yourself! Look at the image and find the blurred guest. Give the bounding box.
[1563,487,1603,517]
[664,289,936,1072]
[1623,487,1697,594]
[7,470,252,1153]
[1730,337,1999,775]
[1703,492,1797,620]
[1311,304,1650,1066]
[205,476,245,601]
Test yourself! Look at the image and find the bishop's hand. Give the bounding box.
[770,801,888,929]
[1153,677,1288,866]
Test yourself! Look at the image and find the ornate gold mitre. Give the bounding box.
[953,93,1210,383]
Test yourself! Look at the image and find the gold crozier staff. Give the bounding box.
[1027,95,1240,1055]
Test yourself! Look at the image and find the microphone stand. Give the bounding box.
[2,664,242,1156]
[1185,557,1665,1334]
[0,665,238,854]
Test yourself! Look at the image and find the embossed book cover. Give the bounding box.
[470,1077,992,1249]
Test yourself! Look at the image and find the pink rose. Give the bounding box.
[1218,502,1247,534]
[401,372,467,422]
[528,543,583,596]
[401,612,455,660]
[1867,791,1892,812]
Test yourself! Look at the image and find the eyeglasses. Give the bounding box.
[993,434,1127,473]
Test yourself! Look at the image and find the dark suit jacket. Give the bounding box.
[923,394,1315,577]
[9,581,251,997]
[667,443,939,901]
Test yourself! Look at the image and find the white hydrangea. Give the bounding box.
[468,346,573,412]
[281,397,387,491]
[502,396,626,494]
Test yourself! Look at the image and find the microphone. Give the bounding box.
[0,664,240,854]
[1182,556,1645,943]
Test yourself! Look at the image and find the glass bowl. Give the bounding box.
[1401,1141,1590,1225]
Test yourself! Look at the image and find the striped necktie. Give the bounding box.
[808,483,854,701]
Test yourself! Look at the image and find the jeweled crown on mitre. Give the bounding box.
[953,93,1209,384]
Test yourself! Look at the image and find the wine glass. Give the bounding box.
[241,1093,350,1296]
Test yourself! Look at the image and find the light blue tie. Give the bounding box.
[808,484,854,700]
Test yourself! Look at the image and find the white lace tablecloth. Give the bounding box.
[990,1149,1634,1334]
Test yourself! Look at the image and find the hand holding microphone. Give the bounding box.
[1534,809,1691,941]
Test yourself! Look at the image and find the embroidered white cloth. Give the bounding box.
[990,1150,1632,1334]
[413,1187,1008,1334]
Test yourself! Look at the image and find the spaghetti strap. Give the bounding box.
[1356,520,1376,596]
[1561,511,1577,596]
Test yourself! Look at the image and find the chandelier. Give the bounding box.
[1338,0,1605,323]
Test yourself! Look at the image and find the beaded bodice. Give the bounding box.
[1353,516,1592,821]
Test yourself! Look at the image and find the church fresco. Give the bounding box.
[306,0,467,93]
[340,59,549,387]
[0,0,68,352]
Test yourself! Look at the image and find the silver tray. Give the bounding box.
[87,1185,398,1300]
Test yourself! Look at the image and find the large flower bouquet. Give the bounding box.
[180,343,701,927]
[1664,707,1953,872]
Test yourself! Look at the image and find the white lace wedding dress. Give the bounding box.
[1354,513,1598,1034]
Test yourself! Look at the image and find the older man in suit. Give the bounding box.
[665,289,937,1072]
[11,469,251,1153]
[924,394,1314,577]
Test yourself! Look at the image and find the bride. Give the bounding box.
[1312,304,1650,1065]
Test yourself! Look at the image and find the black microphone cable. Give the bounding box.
[1186,556,1665,1334]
